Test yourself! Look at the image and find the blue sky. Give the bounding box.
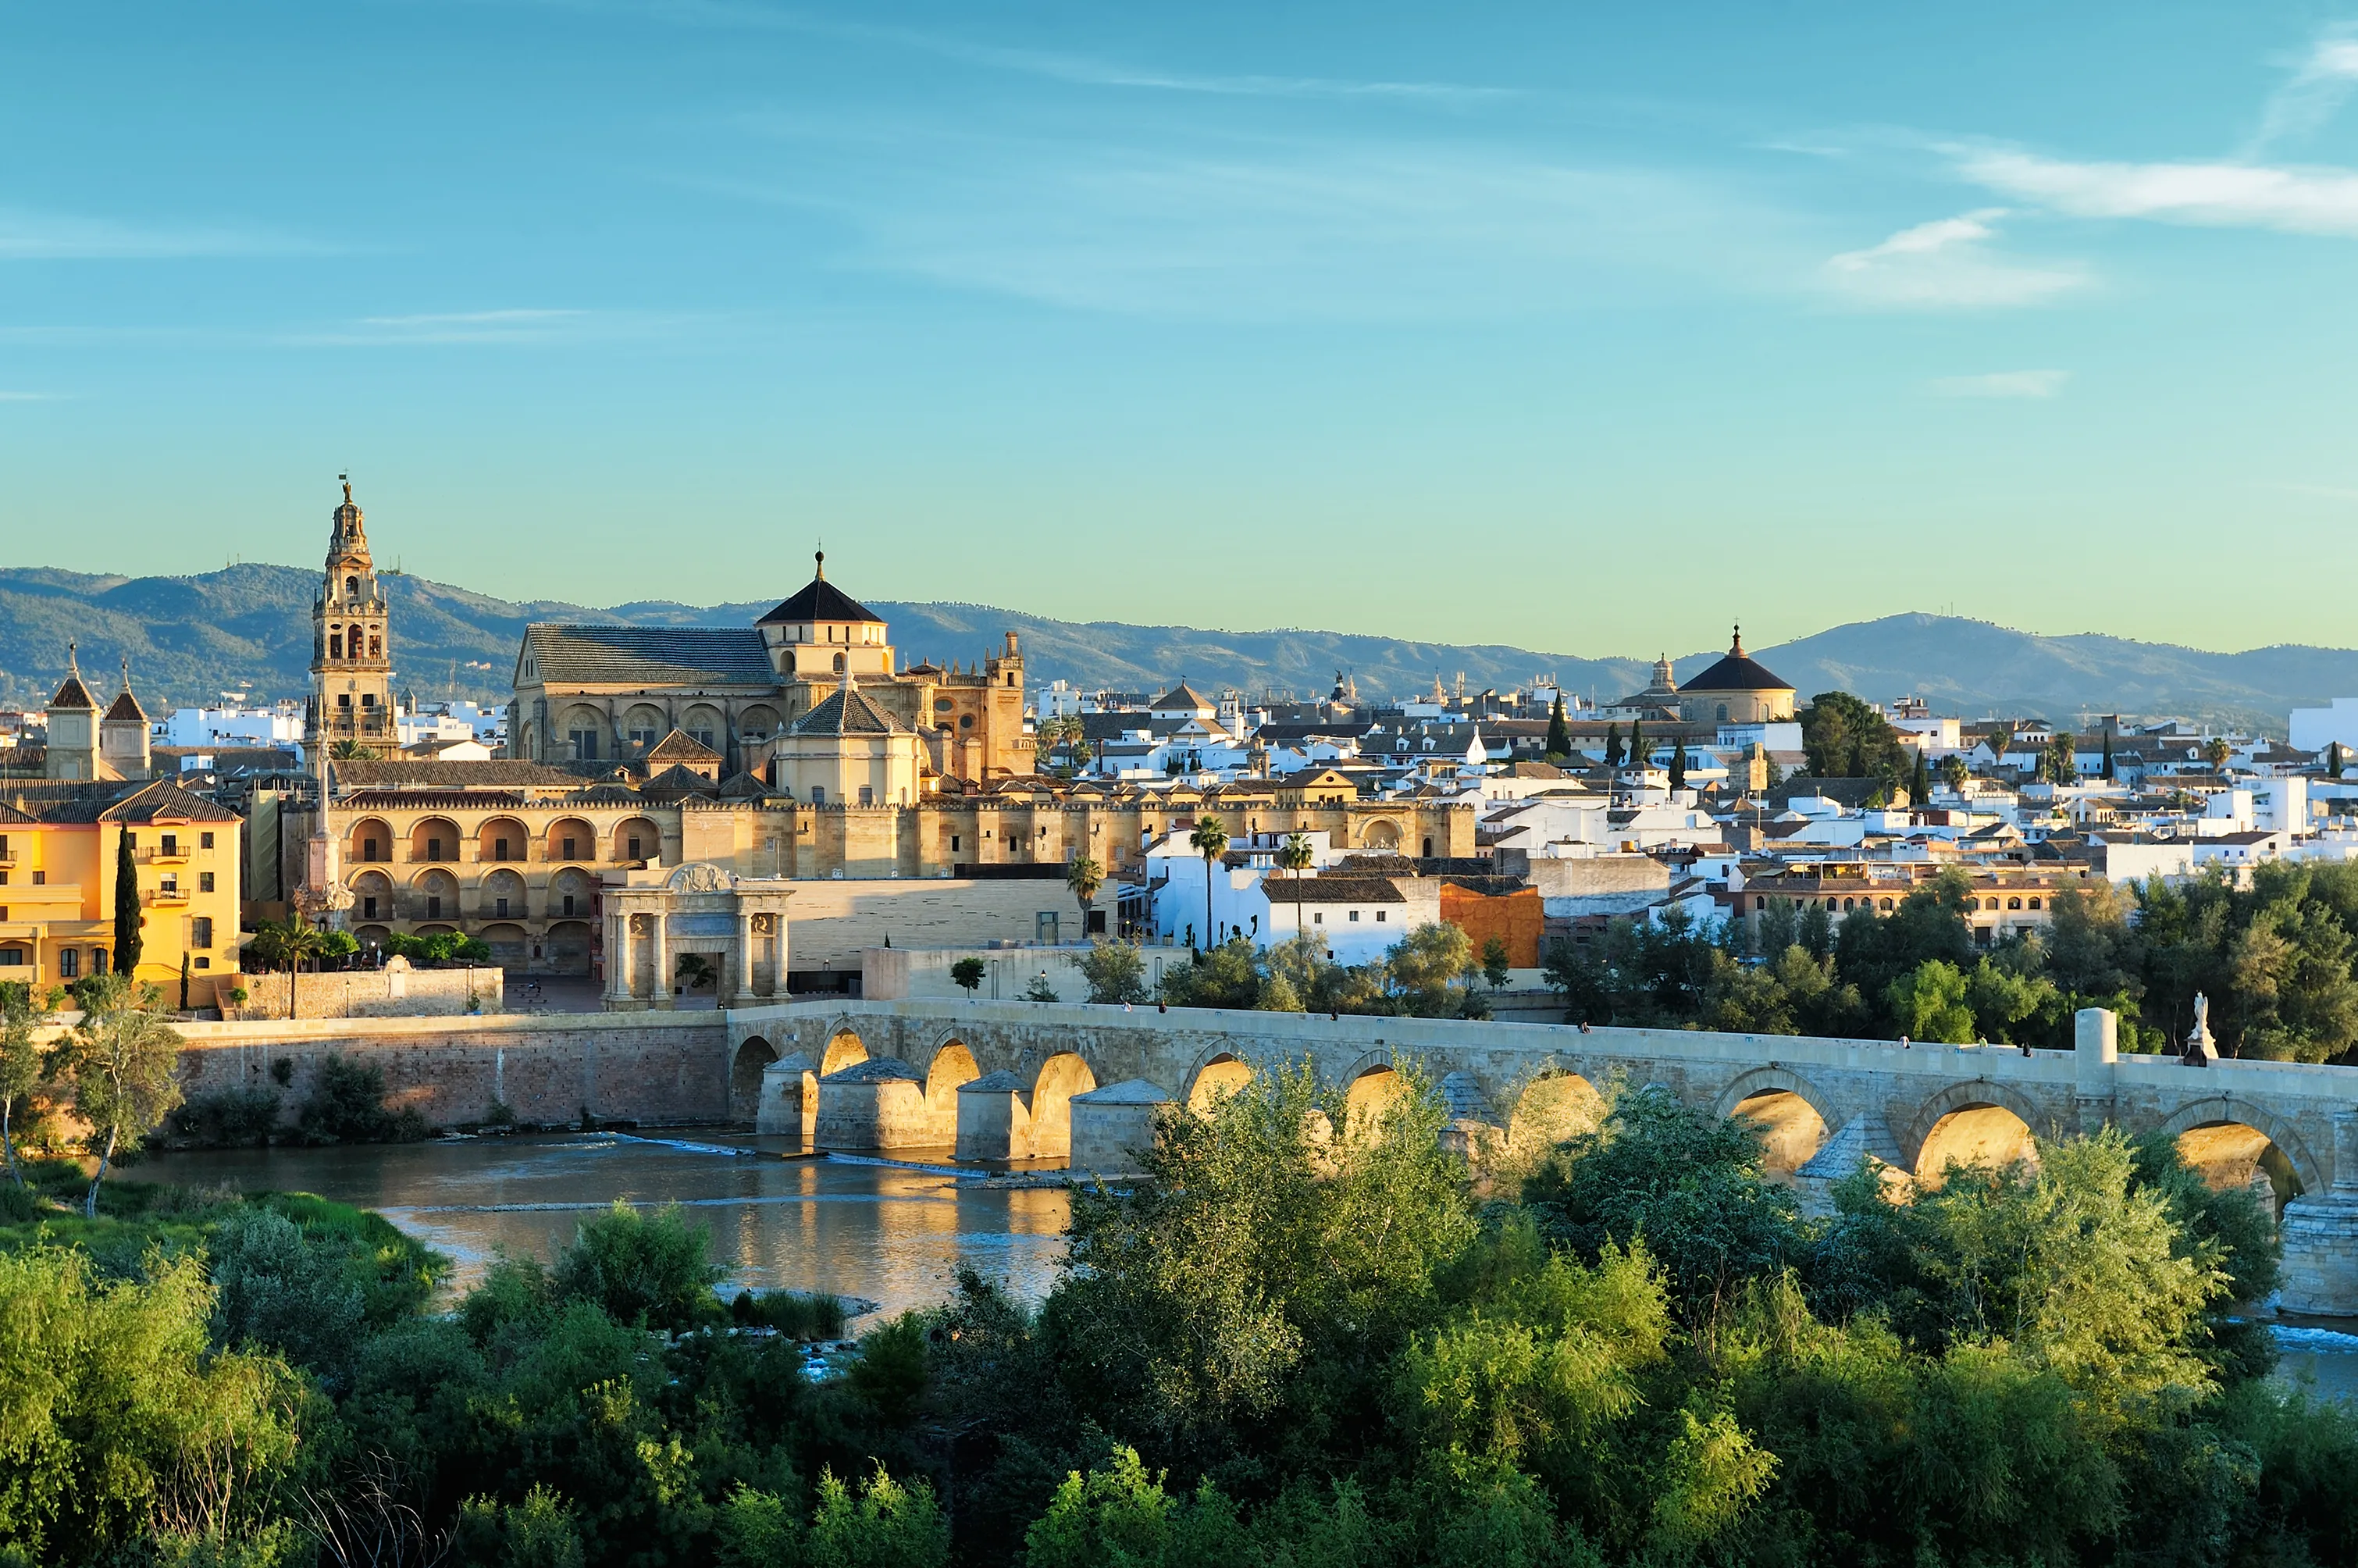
[6,2,2358,656]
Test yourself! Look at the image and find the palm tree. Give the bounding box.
[1276,832,1316,939]
[1188,814,1229,953]
[246,912,326,1019]
[1065,854,1105,940]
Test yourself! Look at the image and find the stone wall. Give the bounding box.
[861,944,1096,1001]
[172,1010,725,1128]
[783,881,1090,971]
[223,963,504,1021]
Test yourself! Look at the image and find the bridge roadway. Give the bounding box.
[721,997,2358,1317]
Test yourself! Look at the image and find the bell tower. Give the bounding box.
[307,476,394,761]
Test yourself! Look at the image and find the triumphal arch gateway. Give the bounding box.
[601,862,794,1010]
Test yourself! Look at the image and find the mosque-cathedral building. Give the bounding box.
[283,487,1468,981]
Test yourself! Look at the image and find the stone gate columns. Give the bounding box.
[2280,1111,2358,1317]
[732,910,756,1006]
[650,911,670,1010]
[602,911,632,1007]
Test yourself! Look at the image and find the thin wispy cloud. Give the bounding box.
[2249,29,2358,152]
[1928,369,2069,399]
[1954,145,2358,237]
[0,205,315,259]
[287,308,597,346]
[541,0,1512,103]
[1823,208,2086,308]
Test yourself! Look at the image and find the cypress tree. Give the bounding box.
[1910,750,1930,805]
[2101,729,2115,780]
[2331,742,2345,779]
[1847,736,1867,779]
[1628,720,1645,773]
[1667,742,1686,791]
[1603,722,1621,770]
[113,825,142,979]
[1545,693,1570,762]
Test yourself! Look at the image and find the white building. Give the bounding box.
[2290,697,2358,755]
[159,703,306,748]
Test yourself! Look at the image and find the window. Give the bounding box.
[950,835,961,852]
[426,895,443,919]
[1313,912,1323,925]
[201,832,214,849]
[195,957,210,969]
[561,894,576,916]
[960,715,973,729]
[59,948,77,979]
[627,834,646,858]
[161,833,178,856]
[159,874,179,896]
[329,633,344,659]
[338,693,351,710]
[691,729,715,748]
[2028,896,2042,910]
[362,693,376,707]
[426,838,447,861]
[496,897,511,918]
[561,836,579,860]
[2007,896,2021,909]
[1422,836,1434,857]
[369,636,381,657]
[365,839,385,861]
[1375,910,1386,921]
[31,871,43,886]
[191,916,212,949]
[345,576,358,597]
[858,786,874,807]
[0,949,19,966]
[1754,896,1766,910]
[832,653,845,673]
[363,896,379,920]
[1348,910,1361,921]
[1880,897,1893,911]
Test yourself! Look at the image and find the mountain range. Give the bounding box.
[0,564,2348,736]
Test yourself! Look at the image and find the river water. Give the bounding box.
[140,1132,1070,1320]
[138,1133,2357,1403]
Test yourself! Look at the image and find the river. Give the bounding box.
[139,1132,2358,1403]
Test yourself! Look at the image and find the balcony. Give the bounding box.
[144,885,191,906]
[132,846,190,864]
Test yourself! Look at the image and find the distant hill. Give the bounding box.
[0,565,2346,735]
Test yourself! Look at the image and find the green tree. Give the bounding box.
[1276,831,1316,939]
[1388,921,1476,1017]
[1602,722,1621,770]
[1066,854,1106,939]
[1481,935,1512,995]
[112,824,142,981]
[1544,694,1570,762]
[1080,939,1151,1005]
[553,1201,725,1331]
[1939,752,1970,792]
[1666,742,1686,792]
[2205,736,2232,771]
[2101,729,2116,780]
[1627,720,1645,775]
[2331,740,2346,779]
[1886,959,1976,1042]
[59,974,183,1216]
[0,982,48,1189]
[950,957,986,993]
[1188,814,1230,952]
[1799,690,1903,780]
[806,1464,949,1568]
[1908,749,1930,804]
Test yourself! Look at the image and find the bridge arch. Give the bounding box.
[1905,1081,2052,1184]
[925,1036,981,1138]
[1714,1067,1835,1178]
[821,1023,869,1076]
[1343,1055,1408,1135]
[1505,1067,1604,1158]
[1028,1052,1099,1159]
[731,1035,778,1122]
[2156,1096,2323,1202]
[1185,1048,1254,1111]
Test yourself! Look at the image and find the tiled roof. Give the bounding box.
[646,729,723,763]
[333,759,596,789]
[755,559,884,625]
[48,673,96,711]
[523,624,776,686]
[2,778,238,825]
[1681,629,1793,694]
[790,684,905,736]
[104,689,148,722]
[1286,876,1408,903]
[1152,683,1210,711]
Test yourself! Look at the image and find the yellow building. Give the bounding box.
[0,778,242,999]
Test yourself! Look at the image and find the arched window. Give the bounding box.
[1879,897,1894,911]
[1843,897,1855,911]
[329,630,344,659]
[2028,896,2042,910]
[344,576,358,597]
[2007,896,2022,910]
[1717,704,1729,722]
[832,652,845,672]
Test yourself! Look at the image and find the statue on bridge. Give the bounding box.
[2184,992,2214,1067]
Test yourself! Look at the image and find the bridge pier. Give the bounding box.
[754,1053,818,1139]
[2279,1113,2358,1318]
[1069,1080,1172,1176]
[956,1071,1031,1160]
[813,1057,932,1149]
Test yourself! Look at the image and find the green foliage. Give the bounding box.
[113,825,143,980]
[1544,695,1569,763]
[168,1088,282,1149]
[1481,936,1512,992]
[552,1202,725,1331]
[1080,939,1151,1005]
[731,1287,847,1341]
[1885,959,1975,1042]
[949,957,986,993]
[206,1203,367,1379]
[296,1055,431,1144]
[384,928,494,966]
[1021,973,1062,1003]
[0,982,48,1188]
[1798,690,1905,782]
[1387,921,1476,1017]
[57,974,183,1215]
[806,1465,949,1568]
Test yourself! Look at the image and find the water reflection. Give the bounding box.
[139,1134,1068,1321]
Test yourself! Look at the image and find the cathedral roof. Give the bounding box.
[48,668,97,711]
[1681,628,1793,695]
[521,625,775,686]
[789,682,906,737]
[646,729,723,764]
[1,779,237,825]
[1151,682,1211,711]
[756,553,884,626]
[105,687,148,723]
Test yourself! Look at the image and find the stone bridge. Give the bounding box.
[721,998,2358,1316]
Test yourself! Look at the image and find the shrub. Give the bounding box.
[206,1204,366,1381]
[731,1288,848,1341]
[297,1056,429,1144]
[167,1088,282,1149]
[950,958,986,993]
[552,1202,724,1331]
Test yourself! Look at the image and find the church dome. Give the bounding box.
[1680,625,1792,694]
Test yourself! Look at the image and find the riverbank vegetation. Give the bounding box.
[1544,861,2358,1063]
[0,1065,2351,1566]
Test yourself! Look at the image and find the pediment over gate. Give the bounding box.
[667,861,736,893]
